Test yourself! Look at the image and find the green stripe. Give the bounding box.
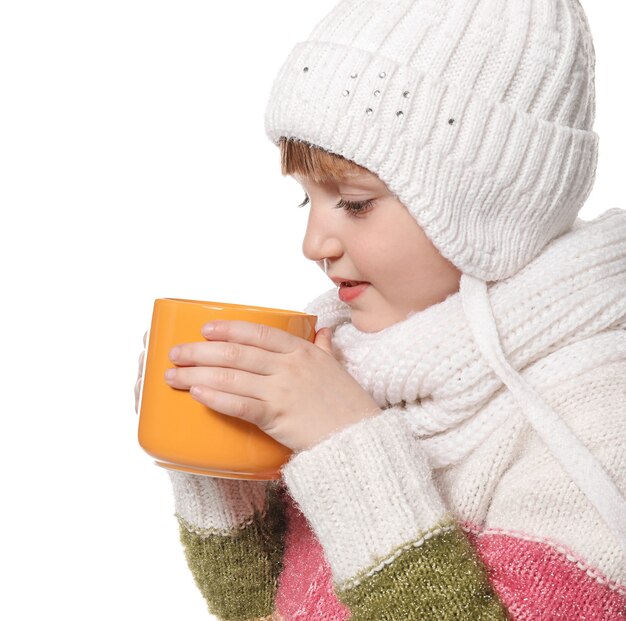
[176,481,287,621]
[336,524,509,620]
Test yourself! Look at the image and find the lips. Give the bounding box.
[331,276,368,287]
[338,281,369,302]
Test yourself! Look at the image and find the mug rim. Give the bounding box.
[161,297,316,317]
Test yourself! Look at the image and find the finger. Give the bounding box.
[168,340,278,375]
[164,365,266,401]
[138,350,145,376]
[189,384,269,428]
[313,328,334,356]
[143,330,147,347]
[134,379,141,414]
[201,320,301,354]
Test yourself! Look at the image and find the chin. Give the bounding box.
[351,311,394,333]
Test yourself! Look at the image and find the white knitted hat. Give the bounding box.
[264,1,626,547]
[264,0,599,282]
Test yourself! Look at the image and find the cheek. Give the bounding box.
[357,241,410,287]
[395,221,441,267]
[352,235,394,275]
[376,236,440,291]
[354,212,436,282]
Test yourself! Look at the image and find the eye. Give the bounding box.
[295,193,375,216]
[335,197,375,216]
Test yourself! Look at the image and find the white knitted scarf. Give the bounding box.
[303,207,626,551]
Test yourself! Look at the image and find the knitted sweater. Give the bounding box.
[167,211,626,620]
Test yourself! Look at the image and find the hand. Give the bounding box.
[134,329,148,415]
[163,320,382,453]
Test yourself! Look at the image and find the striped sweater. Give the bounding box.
[167,354,626,620]
[166,209,626,619]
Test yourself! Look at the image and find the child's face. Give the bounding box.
[293,171,461,333]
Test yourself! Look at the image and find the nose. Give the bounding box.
[301,203,343,266]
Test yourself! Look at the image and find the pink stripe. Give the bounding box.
[465,530,626,620]
[275,490,350,620]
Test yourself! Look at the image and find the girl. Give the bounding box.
[136,0,626,618]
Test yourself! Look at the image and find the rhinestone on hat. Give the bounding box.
[365,108,373,115]
[403,90,410,98]
[342,89,350,96]
[350,71,358,78]
[303,66,309,73]
[448,118,456,125]
[396,110,404,117]
[379,71,386,78]
[374,89,381,97]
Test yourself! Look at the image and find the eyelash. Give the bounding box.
[296,194,374,216]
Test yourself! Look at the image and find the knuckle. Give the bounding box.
[274,384,290,407]
[222,342,241,364]
[215,368,235,386]
[235,399,251,421]
[282,355,298,375]
[286,344,310,371]
[256,322,272,343]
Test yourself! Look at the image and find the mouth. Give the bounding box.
[330,276,369,287]
[337,281,370,303]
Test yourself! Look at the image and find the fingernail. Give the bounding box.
[165,369,176,380]
[169,346,180,361]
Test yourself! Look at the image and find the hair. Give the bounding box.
[278,136,368,184]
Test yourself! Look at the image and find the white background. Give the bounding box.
[0,2,623,619]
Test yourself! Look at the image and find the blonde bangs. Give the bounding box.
[278,136,367,183]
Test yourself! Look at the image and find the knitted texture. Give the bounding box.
[271,209,626,618]
[275,359,626,618]
[166,209,626,619]
[167,473,287,620]
[275,497,626,620]
[273,493,351,620]
[465,529,626,619]
[281,517,507,620]
[168,470,269,532]
[264,0,599,281]
[157,2,626,617]
[305,209,626,463]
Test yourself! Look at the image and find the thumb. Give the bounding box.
[313,327,334,355]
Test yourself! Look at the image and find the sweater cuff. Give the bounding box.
[167,470,270,534]
[279,407,449,586]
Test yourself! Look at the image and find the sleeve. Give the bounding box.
[167,470,288,621]
[279,407,510,620]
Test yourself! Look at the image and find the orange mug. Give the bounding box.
[137,297,317,480]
